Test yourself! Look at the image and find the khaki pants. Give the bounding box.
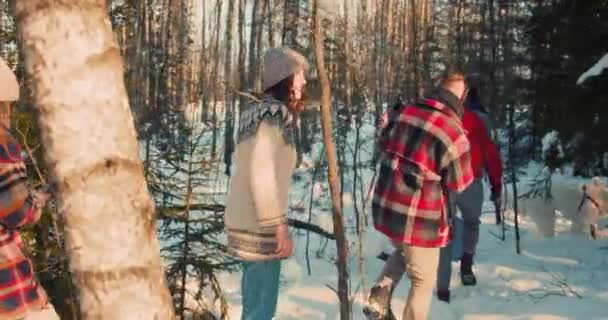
[377,244,440,320]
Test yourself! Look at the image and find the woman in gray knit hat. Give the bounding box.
[224,47,308,320]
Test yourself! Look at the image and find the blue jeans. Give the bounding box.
[437,179,484,290]
[241,260,281,320]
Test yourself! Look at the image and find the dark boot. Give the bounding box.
[437,289,450,303]
[460,252,477,286]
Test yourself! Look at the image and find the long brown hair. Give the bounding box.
[264,73,306,113]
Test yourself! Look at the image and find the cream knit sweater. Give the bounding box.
[224,97,297,261]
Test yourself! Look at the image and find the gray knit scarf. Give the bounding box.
[237,95,297,147]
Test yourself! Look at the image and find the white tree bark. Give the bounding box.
[14,1,175,319]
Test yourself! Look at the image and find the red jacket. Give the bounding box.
[462,109,503,195]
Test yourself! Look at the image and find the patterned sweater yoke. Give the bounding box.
[237,96,297,147]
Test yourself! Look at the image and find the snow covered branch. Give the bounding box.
[577,53,608,85]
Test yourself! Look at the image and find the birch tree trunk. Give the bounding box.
[266,0,275,47]
[179,138,194,317]
[509,103,521,254]
[254,0,265,91]
[248,0,261,88]
[282,0,299,46]
[14,1,175,318]
[211,0,223,157]
[410,0,419,96]
[489,0,498,114]
[199,0,208,121]
[238,0,247,105]
[312,1,350,318]
[224,0,235,175]
[372,1,383,165]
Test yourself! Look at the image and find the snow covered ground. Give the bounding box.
[218,195,608,320]
[166,112,608,320]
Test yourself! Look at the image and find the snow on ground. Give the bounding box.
[220,189,608,320]
[217,190,608,320]
[166,111,608,319]
[218,154,608,319]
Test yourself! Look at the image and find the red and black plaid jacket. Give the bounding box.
[0,127,47,319]
[373,93,474,248]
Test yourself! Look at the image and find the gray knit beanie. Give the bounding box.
[262,47,309,91]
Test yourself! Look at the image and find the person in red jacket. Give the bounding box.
[436,86,503,303]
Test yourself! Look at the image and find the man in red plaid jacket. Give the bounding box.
[364,72,474,320]
[0,57,55,320]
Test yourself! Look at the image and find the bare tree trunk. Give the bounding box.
[200,0,209,122]
[410,0,419,96]
[126,0,145,125]
[489,0,498,113]
[14,1,175,318]
[283,0,299,46]
[353,110,367,298]
[305,151,323,276]
[312,1,350,318]
[286,0,307,167]
[177,0,190,112]
[223,0,235,175]
[254,0,265,91]
[179,138,195,316]
[421,0,433,91]
[238,0,247,104]
[373,0,386,164]
[343,0,352,112]
[456,0,465,69]
[211,0,223,157]
[384,0,395,100]
[266,0,275,47]
[248,0,261,88]
[509,104,521,254]
[501,1,521,253]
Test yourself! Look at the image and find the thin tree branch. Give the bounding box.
[158,204,336,240]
